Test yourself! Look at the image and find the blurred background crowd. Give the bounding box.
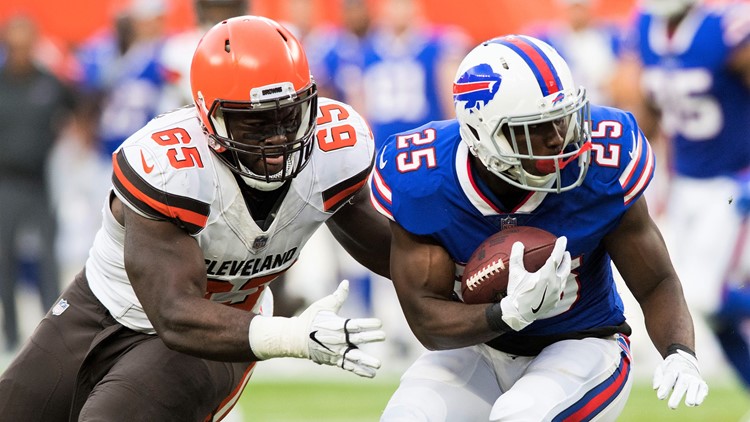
[0,0,747,398]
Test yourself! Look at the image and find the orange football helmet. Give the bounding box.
[190,15,317,184]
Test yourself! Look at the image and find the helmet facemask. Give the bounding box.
[203,82,318,188]
[486,87,591,193]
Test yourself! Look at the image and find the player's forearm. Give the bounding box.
[153,297,257,362]
[403,298,501,350]
[639,278,697,358]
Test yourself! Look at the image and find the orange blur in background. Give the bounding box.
[0,0,638,49]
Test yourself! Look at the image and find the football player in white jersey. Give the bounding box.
[0,16,390,421]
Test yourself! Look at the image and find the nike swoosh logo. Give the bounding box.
[140,150,155,174]
[309,330,333,352]
[531,285,548,314]
[378,144,388,169]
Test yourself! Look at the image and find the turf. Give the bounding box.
[238,377,749,421]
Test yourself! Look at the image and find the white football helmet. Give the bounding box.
[453,35,591,193]
[642,0,697,18]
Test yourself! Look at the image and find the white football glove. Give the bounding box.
[500,236,571,331]
[248,280,385,378]
[653,349,709,409]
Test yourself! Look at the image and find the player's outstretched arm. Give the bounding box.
[327,184,392,279]
[604,196,708,408]
[249,280,386,378]
[122,198,384,373]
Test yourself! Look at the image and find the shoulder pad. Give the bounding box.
[112,108,215,233]
[588,106,655,206]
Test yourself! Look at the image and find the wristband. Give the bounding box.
[485,302,511,334]
[248,316,306,360]
[666,343,696,358]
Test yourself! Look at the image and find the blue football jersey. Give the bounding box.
[77,35,168,158]
[305,26,365,103]
[369,105,654,346]
[632,3,750,178]
[360,26,467,149]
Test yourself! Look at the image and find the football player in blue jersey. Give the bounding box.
[370,35,708,421]
[623,0,750,392]
[358,0,469,148]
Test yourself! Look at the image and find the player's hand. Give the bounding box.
[248,280,385,378]
[653,349,709,409]
[500,236,571,331]
[300,280,385,377]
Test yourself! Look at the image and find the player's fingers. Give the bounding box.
[696,382,709,406]
[343,347,381,376]
[652,366,664,391]
[311,280,350,312]
[344,318,383,332]
[509,242,526,268]
[330,280,350,311]
[685,380,708,407]
[656,372,676,400]
[347,329,386,345]
[345,363,377,378]
[549,236,568,264]
[552,251,572,299]
[557,251,571,276]
[668,378,688,409]
[344,318,384,343]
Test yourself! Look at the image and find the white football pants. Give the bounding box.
[381,335,632,422]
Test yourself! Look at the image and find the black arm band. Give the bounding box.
[485,302,511,334]
[667,343,696,357]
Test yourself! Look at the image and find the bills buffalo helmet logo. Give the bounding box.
[453,64,501,109]
[552,92,565,105]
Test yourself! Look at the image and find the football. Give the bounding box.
[461,226,557,304]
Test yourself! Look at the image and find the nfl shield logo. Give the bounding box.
[500,216,517,230]
[52,298,69,316]
[252,235,269,251]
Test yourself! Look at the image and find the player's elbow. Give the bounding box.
[408,318,453,351]
[149,305,193,353]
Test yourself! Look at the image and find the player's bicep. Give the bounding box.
[390,221,455,302]
[603,196,677,302]
[122,202,207,326]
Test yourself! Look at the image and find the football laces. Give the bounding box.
[465,259,505,291]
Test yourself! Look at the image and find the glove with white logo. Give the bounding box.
[653,348,709,409]
[248,280,385,378]
[500,236,571,331]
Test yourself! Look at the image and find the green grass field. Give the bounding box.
[238,377,749,421]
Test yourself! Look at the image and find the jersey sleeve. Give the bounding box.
[619,126,655,206]
[369,121,459,234]
[313,98,376,213]
[590,107,655,208]
[111,115,214,235]
[369,133,399,222]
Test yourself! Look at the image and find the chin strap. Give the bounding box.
[534,141,592,174]
[240,174,285,191]
[237,160,290,191]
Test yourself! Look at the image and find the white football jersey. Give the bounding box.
[86,97,375,333]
